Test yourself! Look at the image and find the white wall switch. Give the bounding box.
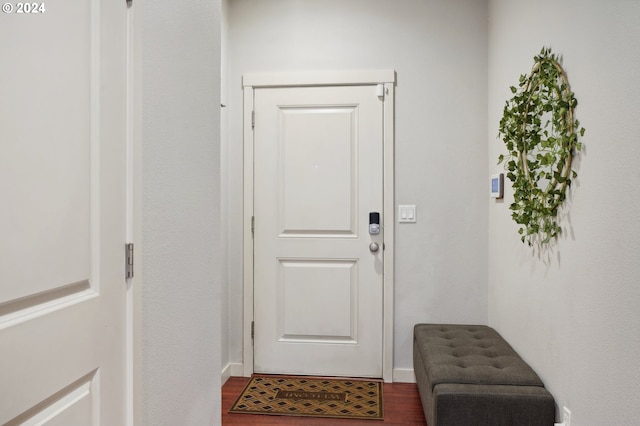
[398,205,416,223]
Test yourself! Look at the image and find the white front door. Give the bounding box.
[0,1,128,424]
[252,84,384,378]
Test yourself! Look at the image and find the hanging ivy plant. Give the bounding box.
[498,47,584,246]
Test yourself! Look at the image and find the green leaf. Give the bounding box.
[498,46,583,248]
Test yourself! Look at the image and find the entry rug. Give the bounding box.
[229,375,384,420]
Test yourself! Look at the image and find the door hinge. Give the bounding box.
[251,110,255,130]
[251,321,255,339]
[251,215,255,237]
[125,243,134,279]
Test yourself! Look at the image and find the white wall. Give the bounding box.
[141,1,222,424]
[488,1,640,424]
[223,0,489,375]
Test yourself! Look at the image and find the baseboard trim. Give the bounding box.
[221,362,244,385]
[221,363,231,385]
[393,368,416,383]
[230,362,245,376]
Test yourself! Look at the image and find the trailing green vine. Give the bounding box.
[498,47,584,246]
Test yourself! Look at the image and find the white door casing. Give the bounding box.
[0,1,129,424]
[243,71,395,380]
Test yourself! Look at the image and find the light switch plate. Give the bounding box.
[398,205,416,223]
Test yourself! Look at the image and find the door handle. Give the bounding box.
[369,242,379,252]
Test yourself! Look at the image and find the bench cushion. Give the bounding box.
[414,324,544,389]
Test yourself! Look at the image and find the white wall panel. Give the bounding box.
[488,1,640,424]
[141,0,222,424]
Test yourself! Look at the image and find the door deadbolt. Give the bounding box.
[369,212,380,235]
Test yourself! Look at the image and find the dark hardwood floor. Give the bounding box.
[222,376,427,425]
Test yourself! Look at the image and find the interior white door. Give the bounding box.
[0,1,128,424]
[253,85,384,378]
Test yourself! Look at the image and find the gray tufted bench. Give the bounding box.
[413,324,555,426]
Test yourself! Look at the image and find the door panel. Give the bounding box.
[27,380,93,426]
[1,0,92,304]
[253,85,383,378]
[279,106,357,236]
[278,258,357,342]
[0,0,128,424]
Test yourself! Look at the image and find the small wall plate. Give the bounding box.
[398,205,416,223]
[491,173,504,199]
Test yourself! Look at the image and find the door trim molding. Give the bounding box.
[128,0,142,424]
[243,70,395,88]
[242,70,396,382]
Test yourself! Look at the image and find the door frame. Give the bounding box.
[128,0,142,424]
[242,70,396,382]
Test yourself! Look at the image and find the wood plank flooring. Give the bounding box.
[222,376,427,425]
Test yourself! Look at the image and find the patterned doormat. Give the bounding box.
[229,375,384,420]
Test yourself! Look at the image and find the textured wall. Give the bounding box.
[223,0,489,375]
[142,1,222,424]
[488,1,640,424]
